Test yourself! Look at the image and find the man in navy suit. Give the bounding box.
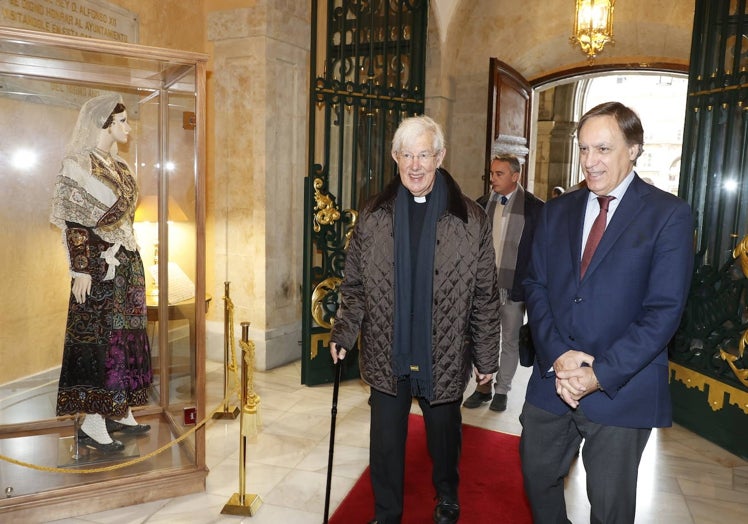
[520,102,694,523]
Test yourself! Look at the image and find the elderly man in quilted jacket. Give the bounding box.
[330,115,500,524]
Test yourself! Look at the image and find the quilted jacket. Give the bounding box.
[330,169,501,405]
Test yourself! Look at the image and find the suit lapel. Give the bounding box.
[582,176,648,279]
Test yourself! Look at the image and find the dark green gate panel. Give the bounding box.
[670,363,748,460]
[302,0,428,386]
[671,0,748,458]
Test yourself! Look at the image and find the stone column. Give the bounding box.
[548,121,578,191]
[207,2,310,370]
[534,120,555,199]
[547,84,578,193]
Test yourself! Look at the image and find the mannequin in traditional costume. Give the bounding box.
[51,94,152,452]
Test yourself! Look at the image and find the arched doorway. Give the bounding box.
[531,71,688,199]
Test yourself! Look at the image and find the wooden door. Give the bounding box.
[485,58,532,192]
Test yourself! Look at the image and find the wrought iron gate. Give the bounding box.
[302,0,428,385]
[670,0,748,459]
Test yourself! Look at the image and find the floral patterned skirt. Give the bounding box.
[56,240,152,418]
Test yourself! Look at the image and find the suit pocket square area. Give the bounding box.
[518,323,535,367]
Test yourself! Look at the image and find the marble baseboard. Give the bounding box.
[206,320,300,371]
[736,466,748,493]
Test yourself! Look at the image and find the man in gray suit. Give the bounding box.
[463,154,544,412]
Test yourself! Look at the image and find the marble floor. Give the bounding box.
[47,361,748,524]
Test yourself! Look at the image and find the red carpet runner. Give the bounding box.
[330,414,532,523]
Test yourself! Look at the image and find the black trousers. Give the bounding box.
[519,402,651,524]
[369,378,462,524]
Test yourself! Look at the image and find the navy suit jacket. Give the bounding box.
[523,175,693,428]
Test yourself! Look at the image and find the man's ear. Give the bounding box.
[436,148,446,167]
[629,144,641,161]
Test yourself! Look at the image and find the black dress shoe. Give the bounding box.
[489,393,508,412]
[434,499,460,524]
[77,434,125,453]
[106,419,151,434]
[462,390,492,408]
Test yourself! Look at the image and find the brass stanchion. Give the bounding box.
[214,281,240,419]
[221,321,263,516]
[239,323,262,438]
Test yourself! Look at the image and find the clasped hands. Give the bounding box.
[553,350,601,409]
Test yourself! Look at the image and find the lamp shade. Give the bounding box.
[134,195,188,222]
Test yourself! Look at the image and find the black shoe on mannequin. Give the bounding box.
[77,413,124,452]
[106,419,151,434]
[77,432,125,452]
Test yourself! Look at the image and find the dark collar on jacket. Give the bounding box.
[477,183,543,210]
[367,167,469,223]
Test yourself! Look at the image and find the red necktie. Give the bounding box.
[581,195,615,278]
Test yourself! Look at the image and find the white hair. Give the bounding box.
[391,115,445,154]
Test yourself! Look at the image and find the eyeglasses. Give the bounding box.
[397,151,439,164]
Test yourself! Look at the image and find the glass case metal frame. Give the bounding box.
[0,26,208,520]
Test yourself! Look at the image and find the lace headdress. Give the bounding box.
[65,93,123,158]
[51,92,138,251]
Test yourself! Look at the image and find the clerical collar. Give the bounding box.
[412,192,431,204]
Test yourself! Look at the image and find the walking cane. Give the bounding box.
[323,355,344,523]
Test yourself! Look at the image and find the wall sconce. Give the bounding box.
[570,0,615,62]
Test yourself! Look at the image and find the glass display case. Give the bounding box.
[0,27,208,521]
